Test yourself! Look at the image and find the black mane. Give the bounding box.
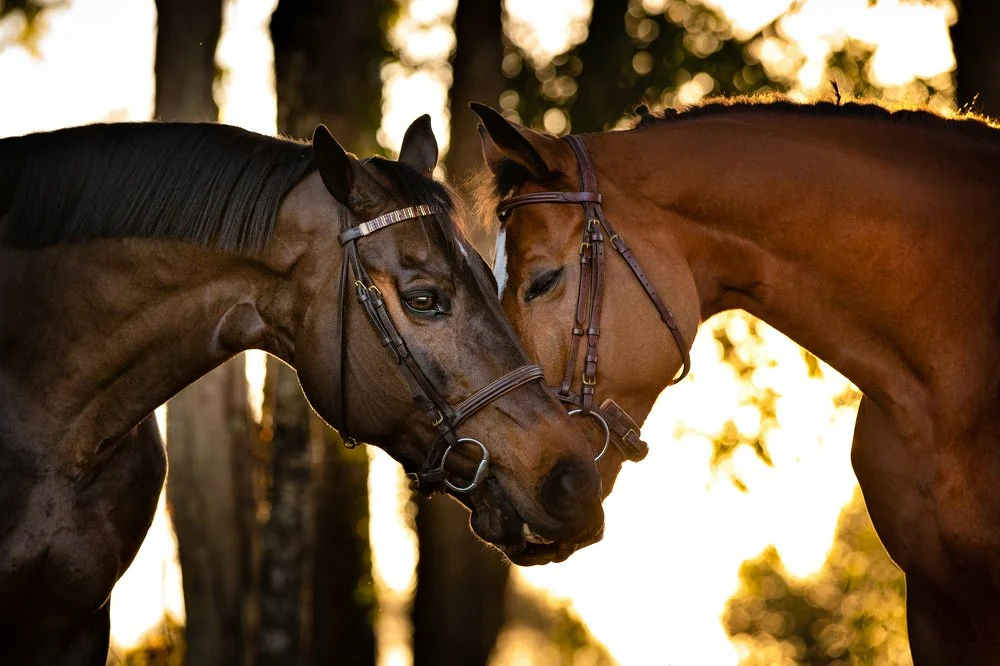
[0,122,315,255]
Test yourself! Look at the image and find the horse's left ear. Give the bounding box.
[398,114,439,176]
[312,124,383,212]
[470,102,563,179]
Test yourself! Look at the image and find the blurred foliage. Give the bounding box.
[107,614,185,666]
[725,489,911,666]
[503,0,953,134]
[748,11,953,110]
[490,581,615,666]
[506,0,778,132]
[0,0,45,21]
[710,316,779,473]
[678,313,861,490]
[0,0,62,53]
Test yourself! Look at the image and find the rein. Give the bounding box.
[495,134,691,463]
[336,204,545,495]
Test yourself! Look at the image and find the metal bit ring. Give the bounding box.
[567,408,611,461]
[441,438,490,493]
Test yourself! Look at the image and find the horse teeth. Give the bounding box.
[521,522,554,545]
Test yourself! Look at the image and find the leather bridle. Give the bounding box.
[495,134,691,463]
[336,204,545,495]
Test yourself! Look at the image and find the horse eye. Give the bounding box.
[525,268,564,303]
[404,292,439,314]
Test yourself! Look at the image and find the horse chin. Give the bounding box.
[503,540,585,566]
[464,477,605,566]
[498,521,605,566]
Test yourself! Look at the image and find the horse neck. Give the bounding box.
[0,177,340,458]
[592,112,1000,427]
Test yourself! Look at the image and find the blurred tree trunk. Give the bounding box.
[256,358,314,665]
[447,0,505,187]
[570,0,632,133]
[166,359,257,666]
[271,0,388,154]
[950,0,1000,116]
[412,495,509,666]
[410,7,510,664]
[155,3,259,666]
[261,2,389,664]
[446,0,507,253]
[311,425,375,665]
[154,0,223,122]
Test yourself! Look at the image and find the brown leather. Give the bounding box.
[451,364,545,425]
[337,207,546,495]
[600,398,649,462]
[497,191,601,220]
[494,133,691,463]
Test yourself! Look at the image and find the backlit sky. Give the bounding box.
[0,0,956,663]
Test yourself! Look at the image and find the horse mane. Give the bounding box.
[471,96,1000,233]
[0,122,315,255]
[628,94,1000,141]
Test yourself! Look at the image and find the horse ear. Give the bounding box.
[470,102,556,179]
[311,124,383,211]
[398,114,439,176]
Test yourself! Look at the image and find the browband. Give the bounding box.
[338,204,435,245]
[497,192,602,221]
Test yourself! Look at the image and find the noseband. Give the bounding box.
[496,134,691,462]
[336,204,544,495]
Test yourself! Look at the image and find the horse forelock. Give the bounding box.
[466,166,502,238]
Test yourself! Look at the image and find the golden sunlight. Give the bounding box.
[0,0,957,663]
[513,314,862,665]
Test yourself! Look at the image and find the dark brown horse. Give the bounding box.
[0,116,604,665]
[473,99,1000,664]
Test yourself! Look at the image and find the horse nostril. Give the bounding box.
[540,458,587,517]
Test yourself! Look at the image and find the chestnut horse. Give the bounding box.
[0,116,603,665]
[473,99,1000,664]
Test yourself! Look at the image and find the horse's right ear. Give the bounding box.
[470,103,559,179]
[311,125,381,211]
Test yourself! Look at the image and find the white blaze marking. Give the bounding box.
[493,228,508,297]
